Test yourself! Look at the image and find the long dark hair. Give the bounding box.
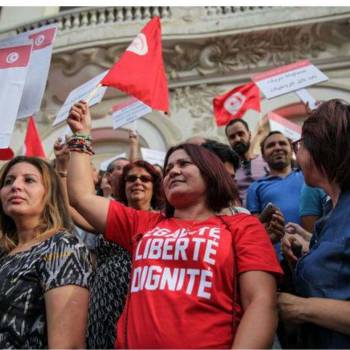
[163,143,239,217]
[118,160,163,210]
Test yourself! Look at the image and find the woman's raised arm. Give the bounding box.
[67,101,110,234]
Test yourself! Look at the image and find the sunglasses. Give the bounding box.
[292,137,304,154]
[125,174,153,183]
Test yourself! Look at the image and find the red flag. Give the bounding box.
[24,116,46,157]
[213,82,261,126]
[101,16,169,112]
[0,148,14,160]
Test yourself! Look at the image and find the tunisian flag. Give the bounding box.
[24,116,46,157]
[213,82,261,126]
[0,43,32,160]
[101,16,169,113]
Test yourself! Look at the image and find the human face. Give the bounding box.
[224,161,235,178]
[0,162,46,222]
[163,149,207,209]
[262,133,292,170]
[296,139,323,187]
[125,167,154,209]
[107,159,130,190]
[226,122,251,156]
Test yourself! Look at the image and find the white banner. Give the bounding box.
[100,153,127,171]
[0,43,32,148]
[54,70,108,126]
[141,147,166,166]
[0,24,58,119]
[295,88,318,110]
[252,60,328,99]
[112,97,152,129]
[267,112,302,142]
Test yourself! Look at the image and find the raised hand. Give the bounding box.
[54,137,70,171]
[67,101,92,134]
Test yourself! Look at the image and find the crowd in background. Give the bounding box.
[0,98,350,349]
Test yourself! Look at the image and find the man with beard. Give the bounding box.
[246,131,304,257]
[225,119,269,206]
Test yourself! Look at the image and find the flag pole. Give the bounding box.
[86,84,102,103]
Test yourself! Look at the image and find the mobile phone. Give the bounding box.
[259,202,277,223]
[291,241,303,258]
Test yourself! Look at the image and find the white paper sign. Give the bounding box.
[112,97,152,129]
[0,24,58,119]
[141,147,166,166]
[0,43,32,148]
[252,60,328,99]
[295,88,318,110]
[99,152,127,171]
[54,70,108,126]
[268,112,302,142]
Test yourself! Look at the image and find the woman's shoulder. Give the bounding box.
[42,230,85,252]
[49,229,78,242]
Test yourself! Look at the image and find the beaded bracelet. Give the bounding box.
[67,134,95,155]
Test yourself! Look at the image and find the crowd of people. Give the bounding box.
[0,98,349,349]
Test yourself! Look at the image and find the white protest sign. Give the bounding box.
[112,97,152,129]
[141,147,166,166]
[58,125,73,142]
[99,153,127,171]
[54,70,108,126]
[295,88,318,110]
[0,24,58,119]
[252,60,328,99]
[0,43,32,148]
[268,112,302,142]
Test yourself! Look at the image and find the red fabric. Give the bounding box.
[0,148,14,160]
[101,16,169,113]
[24,116,46,157]
[105,200,282,349]
[213,82,261,126]
[29,27,56,51]
[0,45,31,69]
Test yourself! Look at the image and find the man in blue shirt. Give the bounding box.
[247,131,304,257]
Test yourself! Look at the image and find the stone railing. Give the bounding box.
[205,6,266,16]
[12,7,172,34]
[3,6,269,35]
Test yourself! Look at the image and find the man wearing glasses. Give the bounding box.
[106,157,130,199]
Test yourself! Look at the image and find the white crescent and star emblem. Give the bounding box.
[224,92,246,115]
[6,52,19,64]
[34,34,45,47]
[126,33,148,56]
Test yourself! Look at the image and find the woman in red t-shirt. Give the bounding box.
[66,101,282,349]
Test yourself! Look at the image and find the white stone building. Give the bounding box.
[1,6,350,167]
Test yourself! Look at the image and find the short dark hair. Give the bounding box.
[106,157,129,173]
[260,131,284,156]
[163,143,239,217]
[202,140,240,171]
[225,118,249,136]
[302,99,350,191]
[118,160,163,210]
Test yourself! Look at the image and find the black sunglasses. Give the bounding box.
[125,174,153,183]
